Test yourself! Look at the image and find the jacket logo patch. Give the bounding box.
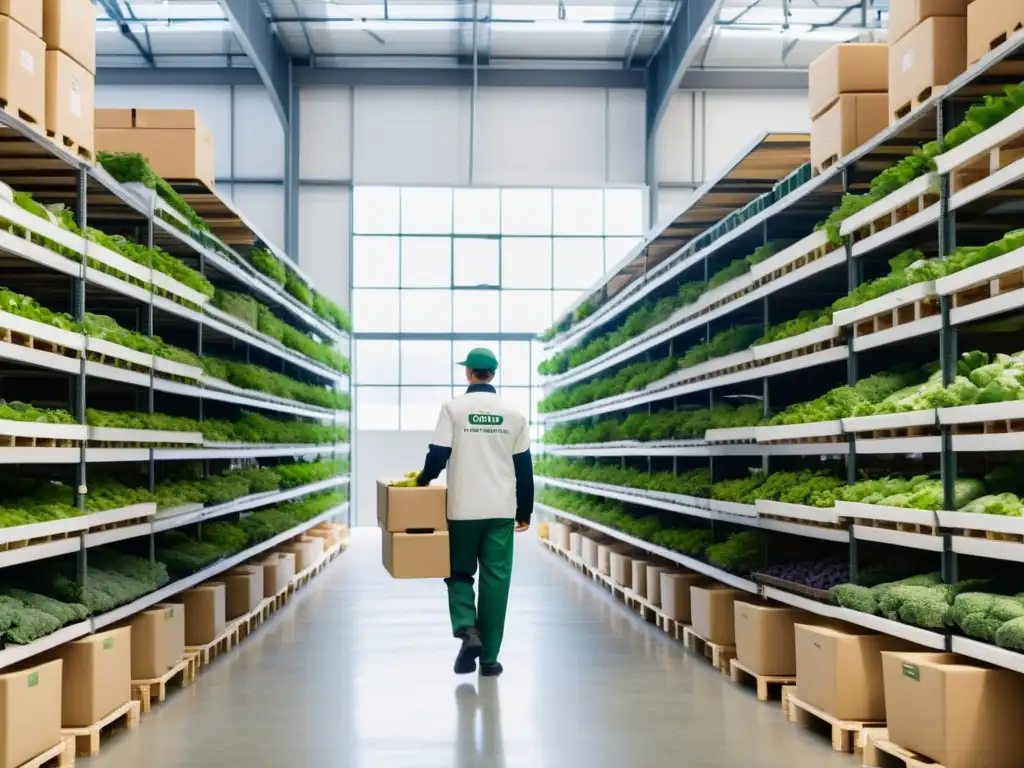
[469,413,504,426]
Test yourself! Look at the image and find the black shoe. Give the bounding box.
[480,662,503,677]
[454,629,482,675]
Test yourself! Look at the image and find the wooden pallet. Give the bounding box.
[0,101,43,135]
[853,517,938,536]
[850,191,940,246]
[868,425,936,439]
[780,685,796,719]
[185,619,243,669]
[622,588,658,623]
[786,692,883,754]
[755,243,834,287]
[891,84,945,123]
[46,131,93,163]
[956,527,1024,543]
[682,626,736,674]
[656,612,687,641]
[63,700,140,757]
[15,737,75,768]
[130,655,196,713]
[853,297,940,339]
[949,417,1024,436]
[728,658,795,701]
[862,730,944,768]
[759,513,846,531]
[0,434,76,448]
[0,326,77,358]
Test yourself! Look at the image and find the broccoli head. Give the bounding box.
[830,583,877,614]
[995,617,1024,651]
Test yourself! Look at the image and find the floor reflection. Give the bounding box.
[456,681,505,768]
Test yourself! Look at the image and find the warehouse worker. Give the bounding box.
[416,347,534,678]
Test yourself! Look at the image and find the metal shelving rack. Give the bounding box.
[534,34,1024,671]
[0,108,352,669]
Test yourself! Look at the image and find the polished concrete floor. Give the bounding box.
[90,529,855,768]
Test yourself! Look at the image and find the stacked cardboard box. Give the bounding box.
[888,0,968,122]
[377,481,450,578]
[282,535,325,573]
[119,603,185,680]
[0,658,62,768]
[0,2,45,130]
[96,108,216,190]
[308,521,348,550]
[967,0,1024,66]
[42,627,131,728]
[42,0,94,157]
[881,651,1024,768]
[181,583,227,647]
[808,43,888,173]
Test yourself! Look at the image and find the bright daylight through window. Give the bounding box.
[352,186,646,431]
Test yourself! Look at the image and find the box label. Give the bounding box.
[70,80,82,118]
[902,50,914,73]
[19,50,33,75]
[469,414,503,426]
[27,672,38,688]
[103,638,115,650]
[902,663,920,681]
[166,608,174,619]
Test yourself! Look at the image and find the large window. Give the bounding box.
[352,186,646,431]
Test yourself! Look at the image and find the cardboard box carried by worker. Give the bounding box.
[378,479,450,578]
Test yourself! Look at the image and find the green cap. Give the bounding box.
[458,347,498,371]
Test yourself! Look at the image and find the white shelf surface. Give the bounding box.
[951,636,1024,675]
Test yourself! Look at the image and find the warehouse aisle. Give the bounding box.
[90,529,852,768]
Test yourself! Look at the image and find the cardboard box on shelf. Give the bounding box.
[646,565,668,606]
[580,535,605,569]
[631,560,649,597]
[549,522,571,552]
[224,567,264,620]
[376,481,447,533]
[690,586,744,645]
[811,93,889,174]
[794,622,916,721]
[0,16,45,127]
[181,583,227,647]
[42,0,94,73]
[155,603,185,671]
[44,50,94,156]
[383,530,450,578]
[0,0,42,37]
[0,659,61,768]
[609,551,633,588]
[94,108,215,188]
[43,627,130,728]
[967,0,1024,65]
[282,536,325,572]
[881,651,1024,768]
[808,43,888,119]
[734,602,809,677]
[889,16,966,122]
[660,573,709,622]
[260,552,296,596]
[120,605,184,680]
[569,532,582,557]
[888,0,969,46]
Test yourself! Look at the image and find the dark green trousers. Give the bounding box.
[446,519,514,665]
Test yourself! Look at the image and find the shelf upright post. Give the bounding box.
[937,97,959,586]
[841,164,861,584]
[761,295,771,475]
[73,166,88,590]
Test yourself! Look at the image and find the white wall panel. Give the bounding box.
[300,87,353,182]
[354,430,438,526]
[702,90,809,180]
[233,86,285,180]
[656,187,696,229]
[95,85,233,181]
[655,91,696,185]
[353,87,470,185]
[474,87,608,187]
[606,89,645,186]
[299,186,351,309]
[230,184,285,252]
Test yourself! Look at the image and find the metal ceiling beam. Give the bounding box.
[95,0,155,66]
[96,65,808,90]
[215,0,292,127]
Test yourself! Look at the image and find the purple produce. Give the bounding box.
[759,557,850,591]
